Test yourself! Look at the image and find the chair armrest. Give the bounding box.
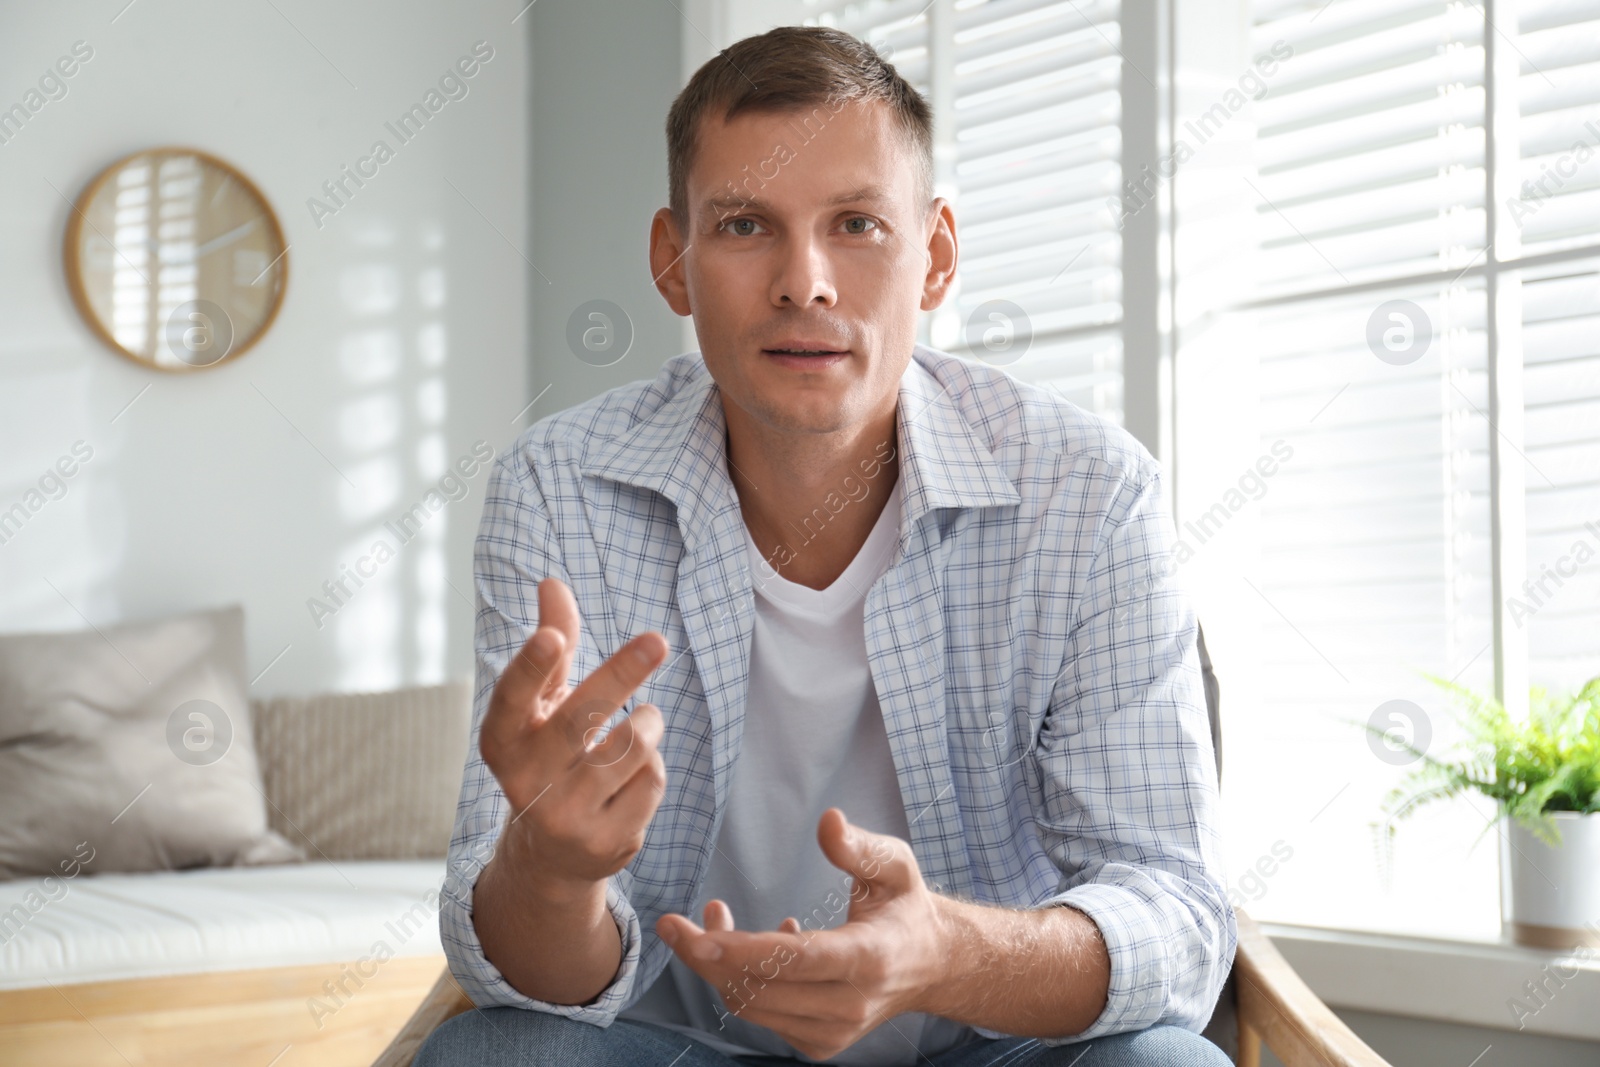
[1234,910,1392,1067]
[372,964,475,1067]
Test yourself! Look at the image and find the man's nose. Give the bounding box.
[771,234,838,309]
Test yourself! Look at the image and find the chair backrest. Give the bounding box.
[1193,619,1239,1060]
[1196,620,1221,783]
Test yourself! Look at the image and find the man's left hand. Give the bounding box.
[655,807,951,1061]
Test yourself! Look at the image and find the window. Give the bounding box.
[1187,0,1600,940]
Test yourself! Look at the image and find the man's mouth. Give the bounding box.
[761,337,850,360]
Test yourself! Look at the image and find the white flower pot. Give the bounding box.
[1501,811,1600,950]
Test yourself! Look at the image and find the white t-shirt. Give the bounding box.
[620,473,974,1064]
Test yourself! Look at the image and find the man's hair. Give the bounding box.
[666,25,934,232]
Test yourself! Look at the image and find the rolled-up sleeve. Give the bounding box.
[978,465,1235,1043]
[437,452,643,1024]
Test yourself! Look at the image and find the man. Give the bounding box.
[419,25,1234,1067]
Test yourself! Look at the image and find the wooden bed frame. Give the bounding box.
[371,912,1394,1067]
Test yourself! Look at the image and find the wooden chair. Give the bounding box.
[375,625,1393,1066]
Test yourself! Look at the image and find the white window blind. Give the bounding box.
[1523,256,1600,690]
[1251,0,1488,297]
[803,0,1125,420]
[1517,0,1600,690]
[1514,0,1600,256]
[1247,0,1493,675]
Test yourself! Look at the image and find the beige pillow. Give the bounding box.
[251,679,472,860]
[0,605,302,881]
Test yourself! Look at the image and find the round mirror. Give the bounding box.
[64,148,288,371]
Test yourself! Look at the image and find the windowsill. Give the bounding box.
[1260,921,1600,1044]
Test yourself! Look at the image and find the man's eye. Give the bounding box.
[721,218,765,236]
[843,216,879,235]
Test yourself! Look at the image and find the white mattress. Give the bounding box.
[0,860,446,990]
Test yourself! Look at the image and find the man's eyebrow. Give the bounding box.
[703,185,895,217]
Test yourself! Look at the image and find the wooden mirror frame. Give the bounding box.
[62,146,289,373]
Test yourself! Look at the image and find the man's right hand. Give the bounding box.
[479,576,669,898]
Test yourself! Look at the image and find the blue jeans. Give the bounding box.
[414,1006,1232,1066]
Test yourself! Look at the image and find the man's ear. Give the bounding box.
[919,197,958,312]
[649,207,693,317]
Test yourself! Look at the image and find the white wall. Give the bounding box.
[0,0,526,696]
[525,0,688,419]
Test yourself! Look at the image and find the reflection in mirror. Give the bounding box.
[65,148,288,371]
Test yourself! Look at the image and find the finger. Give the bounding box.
[668,931,862,1026]
[779,916,802,934]
[482,624,568,743]
[725,986,866,1028]
[687,926,859,983]
[816,808,917,897]
[536,577,581,679]
[656,912,708,957]
[658,912,773,975]
[503,577,581,710]
[548,631,669,746]
[599,749,665,829]
[580,702,663,785]
[704,898,735,932]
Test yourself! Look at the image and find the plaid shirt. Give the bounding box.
[441,344,1236,1045]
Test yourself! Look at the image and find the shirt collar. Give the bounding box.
[581,345,1022,551]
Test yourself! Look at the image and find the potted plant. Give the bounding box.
[1371,674,1600,950]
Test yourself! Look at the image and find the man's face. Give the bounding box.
[651,98,955,438]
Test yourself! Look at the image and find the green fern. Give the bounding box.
[1367,673,1600,856]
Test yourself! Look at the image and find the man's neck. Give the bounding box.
[725,408,901,593]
